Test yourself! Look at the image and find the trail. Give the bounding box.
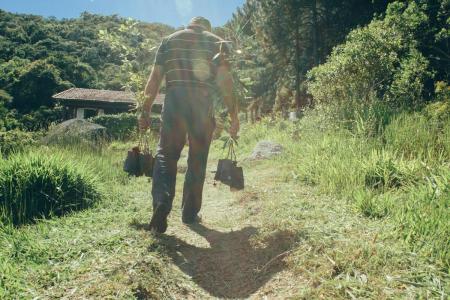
[152,155,300,299]
[130,150,444,299]
[34,147,445,299]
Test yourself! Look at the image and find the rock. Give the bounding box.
[43,119,107,145]
[250,141,283,160]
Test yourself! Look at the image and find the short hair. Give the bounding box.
[189,16,212,32]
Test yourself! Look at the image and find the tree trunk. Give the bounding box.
[312,0,319,65]
[295,23,302,109]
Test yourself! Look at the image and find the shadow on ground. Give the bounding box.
[157,224,296,299]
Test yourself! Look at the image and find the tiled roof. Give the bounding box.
[53,88,135,103]
[53,88,165,105]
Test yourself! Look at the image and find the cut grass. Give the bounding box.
[0,178,180,299]
[238,159,449,299]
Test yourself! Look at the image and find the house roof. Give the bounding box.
[52,88,165,105]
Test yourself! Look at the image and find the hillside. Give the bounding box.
[0,10,173,130]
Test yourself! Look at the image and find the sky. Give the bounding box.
[0,0,245,27]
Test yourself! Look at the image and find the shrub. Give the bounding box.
[90,113,161,139]
[19,105,66,131]
[90,113,137,139]
[425,81,450,122]
[0,150,103,225]
[0,130,36,157]
[306,1,430,128]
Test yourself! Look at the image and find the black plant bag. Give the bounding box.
[215,140,244,190]
[139,151,154,177]
[123,134,155,177]
[123,146,141,176]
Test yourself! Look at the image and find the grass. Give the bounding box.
[0,148,103,225]
[0,177,177,299]
[0,112,448,298]
[0,138,178,299]
[238,111,450,270]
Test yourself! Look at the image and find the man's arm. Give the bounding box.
[143,65,164,113]
[139,65,164,131]
[216,63,240,138]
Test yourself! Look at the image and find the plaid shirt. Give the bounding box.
[154,26,228,88]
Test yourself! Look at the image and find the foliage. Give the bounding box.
[424,81,450,122]
[98,19,162,98]
[306,1,449,130]
[0,130,36,157]
[19,105,66,131]
[0,10,173,129]
[0,90,12,130]
[0,148,103,225]
[90,113,138,139]
[8,60,72,112]
[225,0,390,110]
[238,112,449,269]
[308,2,428,112]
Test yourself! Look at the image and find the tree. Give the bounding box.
[10,60,71,112]
[306,1,432,129]
[230,0,391,111]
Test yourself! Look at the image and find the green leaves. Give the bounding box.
[306,1,437,130]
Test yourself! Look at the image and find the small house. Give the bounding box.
[53,88,165,119]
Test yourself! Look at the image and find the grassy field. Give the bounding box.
[239,112,449,270]
[0,113,449,299]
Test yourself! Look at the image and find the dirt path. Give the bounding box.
[7,146,445,298]
[131,150,446,299]
[156,157,300,299]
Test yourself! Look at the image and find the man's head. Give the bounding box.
[189,16,212,32]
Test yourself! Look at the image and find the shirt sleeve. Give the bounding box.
[153,38,167,67]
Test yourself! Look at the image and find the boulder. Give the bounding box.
[250,141,283,160]
[43,119,107,145]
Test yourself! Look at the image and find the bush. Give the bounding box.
[90,113,161,139]
[0,150,103,225]
[0,130,36,157]
[306,2,430,129]
[90,113,137,139]
[19,105,66,131]
[424,81,450,123]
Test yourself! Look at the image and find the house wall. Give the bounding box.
[63,103,133,120]
[75,108,106,119]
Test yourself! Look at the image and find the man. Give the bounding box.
[139,17,239,233]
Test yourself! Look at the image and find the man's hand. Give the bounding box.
[229,115,240,139]
[138,112,151,133]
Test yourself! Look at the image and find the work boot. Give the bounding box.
[149,204,169,233]
[182,213,202,224]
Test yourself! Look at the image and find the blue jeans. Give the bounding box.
[152,86,215,221]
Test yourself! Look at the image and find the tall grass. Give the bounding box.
[238,110,449,269]
[0,149,103,225]
[0,139,136,297]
